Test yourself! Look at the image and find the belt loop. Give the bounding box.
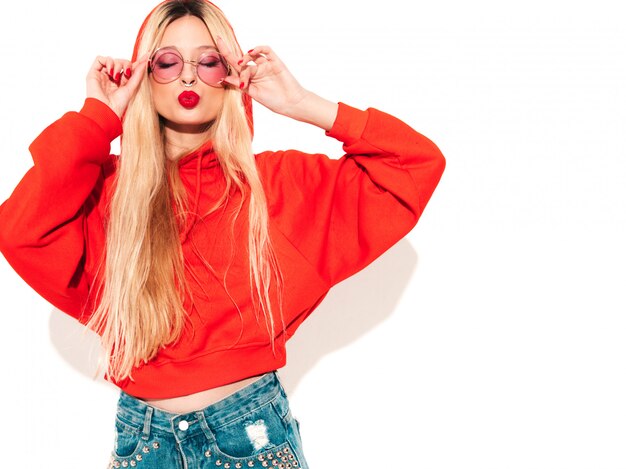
[196,411,217,444]
[142,406,154,441]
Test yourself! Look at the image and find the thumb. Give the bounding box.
[125,55,150,94]
[109,57,150,119]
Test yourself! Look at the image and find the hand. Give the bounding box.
[86,54,149,119]
[216,38,309,117]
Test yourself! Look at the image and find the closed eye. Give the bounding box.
[199,60,222,68]
[156,62,178,69]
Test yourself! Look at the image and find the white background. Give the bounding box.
[0,1,625,468]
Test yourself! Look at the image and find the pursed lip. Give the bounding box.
[178,91,200,109]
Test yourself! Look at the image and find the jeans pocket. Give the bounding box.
[204,400,304,468]
[109,417,163,469]
[113,418,143,458]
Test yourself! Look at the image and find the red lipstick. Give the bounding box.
[178,91,200,109]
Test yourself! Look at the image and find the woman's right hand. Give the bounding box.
[86,54,149,119]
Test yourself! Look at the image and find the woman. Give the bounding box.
[0,0,445,467]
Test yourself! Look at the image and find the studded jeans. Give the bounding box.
[108,372,308,469]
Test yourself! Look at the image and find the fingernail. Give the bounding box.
[237,59,243,65]
[247,49,254,53]
[115,72,121,81]
[239,82,244,89]
[109,68,114,76]
[125,68,131,78]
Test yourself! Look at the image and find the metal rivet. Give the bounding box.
[216,460,223,466]
[267,454,274,460]
[262,462,269,468]
[142,446,150,454]
[235,464,242,469]
[205,450,212,458]
[136,455,143,461]
[224,463,231,469]
[276,452,283,458]
[122,462,129,468]
[258,455,265,461]
[283,448,290,454]
[286,465,292,469]
[114,462,121,469]
[279,464,285,469]
[293,462,298,467]
[152,442,160,449]
[273,461,279,466]
[282,457,288,462]
[248,462,255,467]
[130,462,137,468]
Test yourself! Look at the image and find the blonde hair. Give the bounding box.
[87,0,284,382]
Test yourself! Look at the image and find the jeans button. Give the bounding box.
[178,420,189,431]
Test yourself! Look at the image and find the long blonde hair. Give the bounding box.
[87,0,284,382]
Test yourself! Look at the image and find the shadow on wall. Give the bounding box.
[279,239,418,395]
[48,238,418,394]
[48,307,109,386]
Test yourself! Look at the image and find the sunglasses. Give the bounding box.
[148,47,230,87]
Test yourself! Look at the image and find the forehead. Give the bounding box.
[158,15,216,50]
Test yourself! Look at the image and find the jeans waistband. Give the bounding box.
[116,372,283,437]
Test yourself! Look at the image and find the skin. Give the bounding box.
[85,14,339,413]
[148,16,226,158]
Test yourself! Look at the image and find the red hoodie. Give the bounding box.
[0,4,445,398]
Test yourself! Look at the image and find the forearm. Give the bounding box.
[281,90,339,132]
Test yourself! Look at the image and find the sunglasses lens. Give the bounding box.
[197,52,229,85]
[151,51,183,82]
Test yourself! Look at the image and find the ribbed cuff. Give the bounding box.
[79,98,123,142]
[325,102,369,146]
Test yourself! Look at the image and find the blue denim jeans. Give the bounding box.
[108,372,308,469]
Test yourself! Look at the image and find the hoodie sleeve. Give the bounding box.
[0,98,122,320]
[256,101,446,287]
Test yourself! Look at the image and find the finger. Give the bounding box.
[250,56,269,66]
[215,35,230,56]
[93,56,108,72]
[216,35,244,73]
[247,46,277,63]
[221,72,241,88]
[113,60,127,83]
[93,56,115,80]
[104,57,117,80]
[124,56,149,90]
[238,66,252,91]
[120,60,132,80]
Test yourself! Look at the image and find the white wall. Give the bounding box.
[1,1,624,468]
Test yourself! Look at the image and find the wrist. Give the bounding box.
[281,90,339,131]
[80,98,123,142]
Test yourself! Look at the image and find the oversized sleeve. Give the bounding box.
[255,101,446,287]
[0,98,122,320]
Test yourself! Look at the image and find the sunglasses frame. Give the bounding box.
[148,47,231,87]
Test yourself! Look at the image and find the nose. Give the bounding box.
[180,61,196,86]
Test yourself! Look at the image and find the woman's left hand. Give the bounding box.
[216,37,309,117]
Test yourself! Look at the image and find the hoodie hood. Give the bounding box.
[130,0,253,241]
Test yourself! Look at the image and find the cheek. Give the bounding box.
[201,89,226,116]
[205,88,225,106]
[149,82,169,115]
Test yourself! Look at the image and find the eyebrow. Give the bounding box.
[159,45,218,51]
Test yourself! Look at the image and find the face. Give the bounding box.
[149,15,226,136]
